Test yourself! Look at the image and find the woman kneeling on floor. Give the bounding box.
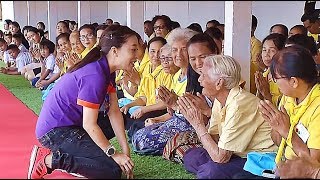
[27,25,138,179]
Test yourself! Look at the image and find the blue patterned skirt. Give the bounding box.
[131,114,194,155]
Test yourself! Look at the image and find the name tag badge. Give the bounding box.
[295,122,310,143]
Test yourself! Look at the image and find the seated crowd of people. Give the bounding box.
[1,2,320,179]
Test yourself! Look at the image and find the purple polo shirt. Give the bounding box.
[35,56,116,138]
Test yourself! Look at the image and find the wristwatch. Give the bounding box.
[104,145,116,157]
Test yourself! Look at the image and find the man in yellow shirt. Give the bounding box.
[250,15,263,94]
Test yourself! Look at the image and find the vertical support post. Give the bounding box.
[127,1,144,38]
[224,1,252,90]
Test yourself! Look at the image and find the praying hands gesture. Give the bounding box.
[177,95,205,130]
[256,53,267,71]
[55,53,65,71]
[183,92,211,118]
[157,85,179,109]
[255,71,272,101]
[258,100,290,138]
[30,47,42,62]
[64,52,81,68]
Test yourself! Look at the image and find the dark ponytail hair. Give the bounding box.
[68,25,138,73]
[186,63,203,94]
[270,45,319,86]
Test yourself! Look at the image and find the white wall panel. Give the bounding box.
[144,1,159,21]
[48,1,77,41]
[28,1,48,30]
[1,1,14,22]
[158,1,189,28]
[13,1,28,28]
[89,1,108,24]
[252,1,319,41]
[107,1,127,25]
[188,1,224,31]
[56,1,77,23]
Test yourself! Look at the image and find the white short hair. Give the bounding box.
[205,55,241,89]
[166,28,198,46]
[160,43,171,54]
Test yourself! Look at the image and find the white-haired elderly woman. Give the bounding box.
[177,55,277,179]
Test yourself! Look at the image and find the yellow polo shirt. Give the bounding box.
[250,36,262,94]
[281,83,320,160]
[134,63,164,106]
[138,49,150,78]
[80,44,97,59]
[209,86,277,158]
[171,69,188,96]
[263,68,282,106]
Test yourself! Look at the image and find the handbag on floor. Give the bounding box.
[162,130,202,164]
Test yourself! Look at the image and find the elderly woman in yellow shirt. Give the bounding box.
[178,55,276,179]
[255,33,286,106]
[130,33,219,156]
[259,45,320,178]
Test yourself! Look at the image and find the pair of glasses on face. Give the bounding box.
[80,33,95,41]
[160,57,173,63]
[153,25,166,30]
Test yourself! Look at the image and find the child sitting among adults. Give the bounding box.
[31,39,59,90]
[0,44,32,75]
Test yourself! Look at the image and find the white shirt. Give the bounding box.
[18,44,29,53]
[44,53,56,79]
[16,52,32,72]
[3,50,14,63]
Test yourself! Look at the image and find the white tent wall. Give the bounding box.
[28,1,48,29]
[4,1,320,40]
[2,1,320,90]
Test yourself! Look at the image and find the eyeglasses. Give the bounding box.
[80,33,95,41]
[153,25,166,30]
[160,57,173,63]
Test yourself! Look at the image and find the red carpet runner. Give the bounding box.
[0,84,85,179]
[0,83,40,178]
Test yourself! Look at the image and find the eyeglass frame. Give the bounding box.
[153,25,166,31]
[159,56,173,63]
[80,33,95,41]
